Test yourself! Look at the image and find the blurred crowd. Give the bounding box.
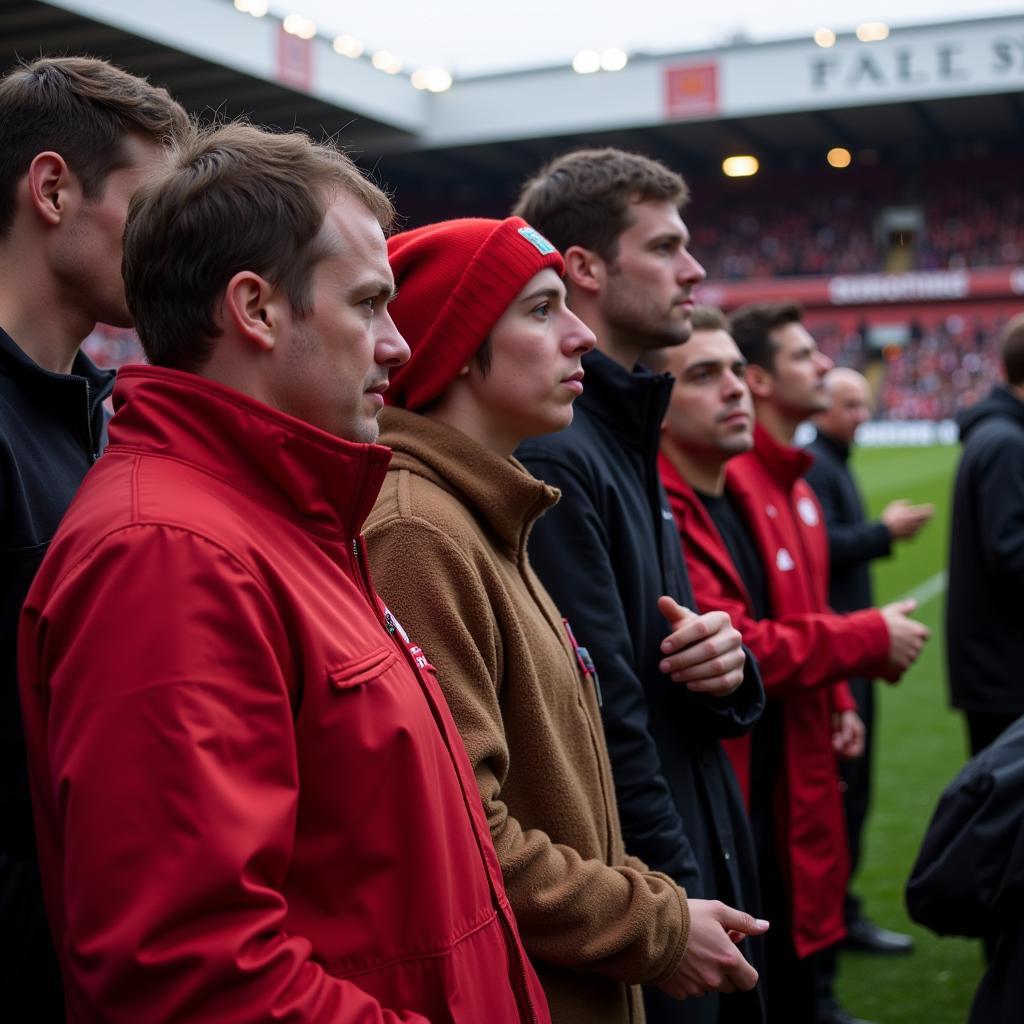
[812,313,1009,421]
[691,159,1024,280]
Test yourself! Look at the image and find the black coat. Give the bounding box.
[946,386,1024,715]
[906,714,1024,1024]
[518,349,765,1024]
[1,326,114,857]
[804,430,890,614]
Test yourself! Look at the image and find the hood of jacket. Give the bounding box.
[957,385,1024,442]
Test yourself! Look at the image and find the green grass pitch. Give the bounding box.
[834,443,983,1023]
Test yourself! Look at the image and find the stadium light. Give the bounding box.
[856,21,890,42]
[827,147,853,168]
[572,50,601,74]
[813,28,836,48]
[600,49,629,72]
[411,68,453,93]
[233,0,268,15]
[333,34,364,59]
[722,155,759,178]
[372,50,404,74]
[282,14,316,39]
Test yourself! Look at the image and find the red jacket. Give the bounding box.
[18,366,549,1024]
[660,424,889,958]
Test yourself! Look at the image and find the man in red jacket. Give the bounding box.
[18,122,549,1024]
[653,306,929,1024]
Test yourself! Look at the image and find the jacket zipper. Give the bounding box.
[352,534,538,1022]
[83,379,99,461]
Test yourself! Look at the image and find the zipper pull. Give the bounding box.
[562,618,603,707]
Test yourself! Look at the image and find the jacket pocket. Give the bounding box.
[327,645,399,691]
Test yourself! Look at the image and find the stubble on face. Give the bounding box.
[58,136,171,330]
[601,262,695,353]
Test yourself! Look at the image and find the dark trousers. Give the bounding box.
[839,677,873,926]
[0,852,65,1022]
[816,679,874,1018]
[966,711,1021,758]
[759,844,818,1023]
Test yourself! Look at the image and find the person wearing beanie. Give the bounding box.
[364,216,768,1024]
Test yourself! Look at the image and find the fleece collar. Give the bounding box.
[379,406,558,555]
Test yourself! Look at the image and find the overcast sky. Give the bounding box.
[268,0,1023,76]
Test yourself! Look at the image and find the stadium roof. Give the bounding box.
[4,0,1023,204]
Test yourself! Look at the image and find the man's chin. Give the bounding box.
[639,325,693,352]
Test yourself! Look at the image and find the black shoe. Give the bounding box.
[844,916,914,954]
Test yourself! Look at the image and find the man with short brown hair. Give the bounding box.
[723,302,928,1024]
[19,122,549,1023]
[0,55,186,1018]
[515,149,767,1024]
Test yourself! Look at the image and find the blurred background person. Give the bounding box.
[724,302,930,1024]
[946,312,1024,757]
[654,307,928,1024]
[805,367,932,958]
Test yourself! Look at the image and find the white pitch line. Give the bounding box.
[895,570,948,609]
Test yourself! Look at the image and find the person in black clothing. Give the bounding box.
[805,367,931,958]
[906,714,1024,1024]
[0,57,186,1018]
[946,314,1024,757]
[513,148,768,1024]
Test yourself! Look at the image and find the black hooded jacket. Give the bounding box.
[517,348,765,1024]
[804,429,890,614]
[946,385,1024,715]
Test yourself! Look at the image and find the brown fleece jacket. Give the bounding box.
[365,408,689,1024]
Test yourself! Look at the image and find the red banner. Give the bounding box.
[277,25,313,91]
[664,62,718,119]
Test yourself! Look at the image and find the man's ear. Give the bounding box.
[563,244,605,296]
[745,363,774,401]
[25,152,78,227]
[221,272,284,353]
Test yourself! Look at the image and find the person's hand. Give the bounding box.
[879,599,930,680]
[881,499,934,540]
[832,709,865,759]
[656,899,768,999]
[657,596,745,697]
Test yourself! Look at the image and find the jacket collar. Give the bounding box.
[109,365,391,538]
[379,406,558,554]
[659,450,753,605]
[575,348,674,453]
[0,326,114,413]
[751,421,814,487]
[812,428,850,464]
[957,384,1024,439]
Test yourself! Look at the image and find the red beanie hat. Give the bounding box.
[386,217,564,411]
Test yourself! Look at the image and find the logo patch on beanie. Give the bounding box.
[518,226,557,255]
